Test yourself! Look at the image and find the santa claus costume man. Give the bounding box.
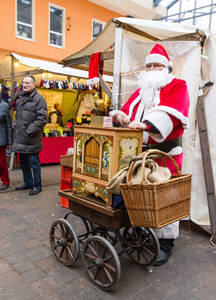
[110,43,190,266]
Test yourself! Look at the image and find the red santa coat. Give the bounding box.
[120,78,190,148]
[111,78,190,239]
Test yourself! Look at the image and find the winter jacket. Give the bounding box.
[0,99,12,146]
[12,89,47,153]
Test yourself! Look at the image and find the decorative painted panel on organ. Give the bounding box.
[72,125,142,207]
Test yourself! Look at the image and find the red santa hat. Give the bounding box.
[87,52,103,86]
[145,44,173,68]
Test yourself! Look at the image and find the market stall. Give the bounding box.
[60,17,216,242]
[0,52,112,164]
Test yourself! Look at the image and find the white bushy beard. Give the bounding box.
[138,68,171,112]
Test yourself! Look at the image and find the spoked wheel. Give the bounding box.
[91,225,120,246]
[50,218,80,266]
[122,226,159,267]
[82,236,121,290]
[64,213,94,244]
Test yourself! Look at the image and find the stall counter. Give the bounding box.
[39,137,74,164]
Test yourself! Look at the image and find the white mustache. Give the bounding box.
[138,68,170,90]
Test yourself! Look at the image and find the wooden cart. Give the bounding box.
[49,189,160,291]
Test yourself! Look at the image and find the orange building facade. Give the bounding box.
[0,0,121,62]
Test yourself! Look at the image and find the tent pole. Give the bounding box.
[196,91,216,244]
[112,26,123,110]
[10,55,15,102]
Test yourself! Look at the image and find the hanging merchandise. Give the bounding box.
[2,85,10,103]
[43,79,50,89]
[54,80,59,89]
[58,81,63,89]
[49,80,55,89]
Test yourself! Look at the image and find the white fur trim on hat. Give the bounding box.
[87,77,99,86]
[145,54,173,68]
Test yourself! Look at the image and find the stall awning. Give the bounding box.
[3,53,113,82]
[60,17,206,74]
[12,52,90,77]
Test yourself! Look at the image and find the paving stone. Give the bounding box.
[4,252,27,265]
[0,259,13,274]
[47,264,81,285]
[5,230,34,244]
[0,271,22,288]
[26,227,49,242]
[13,260,36,274]
[36,255,59,271]
[22,267,47,284]
[55,276,93,300]
[0,208,17,217]
[0,283,41,300]
[24,245,52,262]
[22,239,43,249]
[31,277,60,300]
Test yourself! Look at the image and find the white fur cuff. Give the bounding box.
[109,110,129,119]
[144,110,173,142]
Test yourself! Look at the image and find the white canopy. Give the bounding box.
[0,52,113,82]
[61,17,207,74]
[13,52,90,77]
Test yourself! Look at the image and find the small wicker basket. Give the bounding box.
[120,149,191,228]
[60,154,74,168]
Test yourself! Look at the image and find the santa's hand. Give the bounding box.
[128,121,147,130]
[113,113,130,126]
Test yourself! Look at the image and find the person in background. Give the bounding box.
[48,103,64,126]
[0,86,12,190]
[12,75,47,195]
[110,44,190,266]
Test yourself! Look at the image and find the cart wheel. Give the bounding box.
[122,227,159,267]
[64,213,94,243]
[92,225,120,246]
[82,236,121,290]
[50,218,80,266]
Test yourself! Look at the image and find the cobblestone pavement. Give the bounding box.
[0,165,216,300]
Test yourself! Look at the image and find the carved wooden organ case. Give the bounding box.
[72,125,143,207]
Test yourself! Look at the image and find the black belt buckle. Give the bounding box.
[142,144,152,151]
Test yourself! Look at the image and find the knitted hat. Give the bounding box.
[145,44,173,68]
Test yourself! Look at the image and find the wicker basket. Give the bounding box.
[60,154,74,168]
[120,149,192,228]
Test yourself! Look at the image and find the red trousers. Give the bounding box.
[0,146,10,185]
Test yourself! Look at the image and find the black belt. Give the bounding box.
[142,137,182,153]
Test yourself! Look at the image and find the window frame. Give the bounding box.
[92,18,106,40]
[48,2,65,49]
[15,0,35,41]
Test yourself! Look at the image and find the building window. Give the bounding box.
[49,3,65,48]
[16,0,34,40]
[92,19,106,39]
